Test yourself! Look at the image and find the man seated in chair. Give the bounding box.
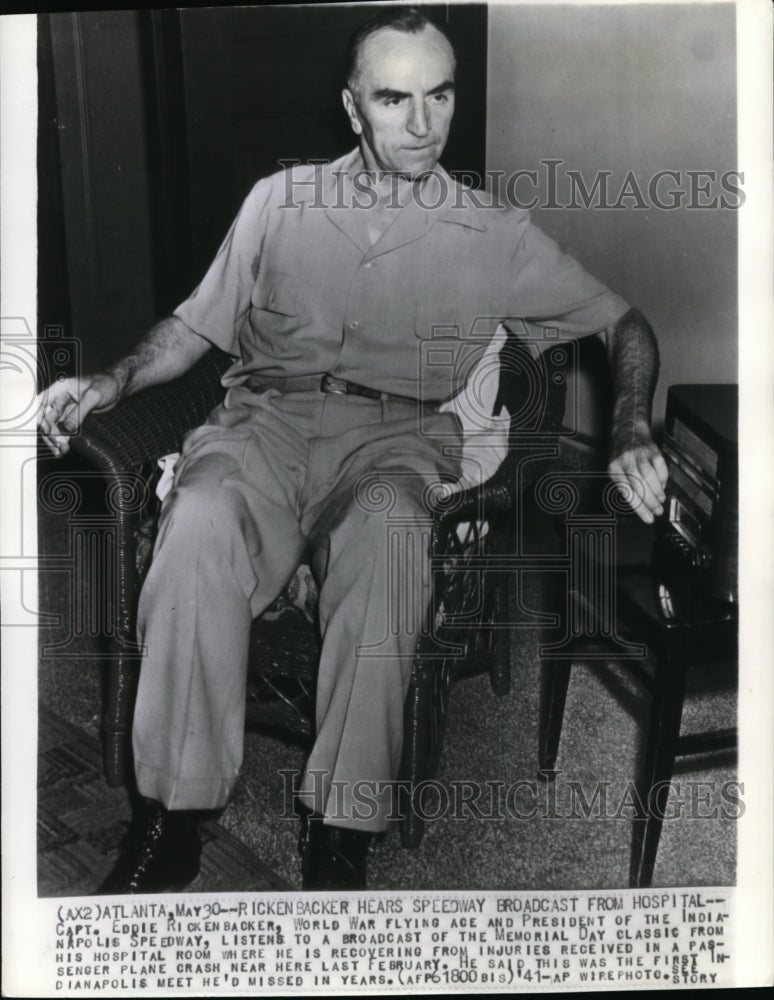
[38,8,668,892]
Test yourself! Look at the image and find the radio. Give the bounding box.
[659,384,738,602]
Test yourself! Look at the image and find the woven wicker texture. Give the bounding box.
[75,350,232,472]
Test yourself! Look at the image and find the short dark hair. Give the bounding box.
[345,7,455,90]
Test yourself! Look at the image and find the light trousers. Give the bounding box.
[132,386,461,830]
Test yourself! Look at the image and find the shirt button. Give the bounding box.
[363,261,374,269]
[350,320,360,329]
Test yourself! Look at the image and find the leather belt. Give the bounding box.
[248,372,437,409]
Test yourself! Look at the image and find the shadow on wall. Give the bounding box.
[486,2,738,433]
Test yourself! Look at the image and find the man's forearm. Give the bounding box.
[106,315,212,399]
[37,316,215,457]
[603,307,668,523]
[608,307,660,450]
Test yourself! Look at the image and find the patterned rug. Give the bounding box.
[37,706,290,897]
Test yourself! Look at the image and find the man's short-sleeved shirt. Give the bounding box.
[175,148,628,402]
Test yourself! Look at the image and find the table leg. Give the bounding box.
[539,655,572,773]
[629,647,687,888]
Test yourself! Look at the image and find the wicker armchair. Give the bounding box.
[69,334,568,848]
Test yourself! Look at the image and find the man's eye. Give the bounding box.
[384,97,403,107]
[430,93,450,104]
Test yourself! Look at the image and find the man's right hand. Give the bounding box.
[37,373,122,457]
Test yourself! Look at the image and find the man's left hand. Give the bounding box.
[608,423,669,524]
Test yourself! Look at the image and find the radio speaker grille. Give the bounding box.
[670,464,714,519]
[672,417,719,477]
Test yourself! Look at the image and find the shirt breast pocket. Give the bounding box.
[413,301,466,340]
[250,271,311,336]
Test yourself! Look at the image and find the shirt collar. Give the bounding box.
[417,162,487,232]
[288,148,486,232]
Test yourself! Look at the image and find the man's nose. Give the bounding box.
[406,99,430,137]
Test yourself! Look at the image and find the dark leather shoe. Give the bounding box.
[300,812,372,891]
[96,799,201,894]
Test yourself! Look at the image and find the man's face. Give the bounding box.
[342,26,455,177]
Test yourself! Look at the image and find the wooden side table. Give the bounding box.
[539,515,738,888]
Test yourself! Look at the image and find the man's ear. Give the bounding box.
[342,88,363,136]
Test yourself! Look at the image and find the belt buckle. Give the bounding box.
[321,373,349,396]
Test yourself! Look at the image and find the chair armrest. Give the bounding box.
[70,349,231,475]
[431,430,565,535]
[431,460,515,535]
